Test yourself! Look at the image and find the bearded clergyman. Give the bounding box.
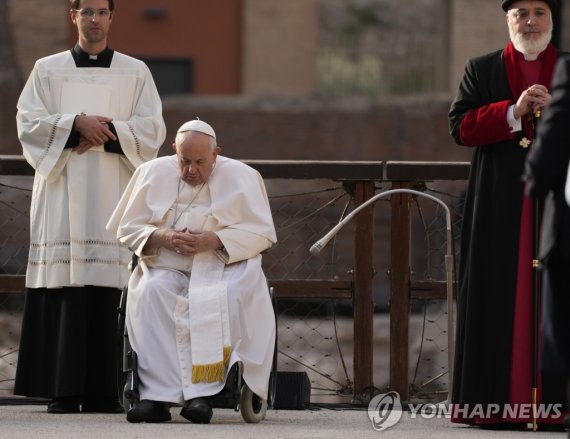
[448,0,568,431]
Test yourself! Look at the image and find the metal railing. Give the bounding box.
[0,156,470,403]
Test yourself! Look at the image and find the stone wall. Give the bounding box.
[160,94,470,163]
[0,0,22,155]
[7,0,569,95]
[10,0,562,159]
[242,0,318,95]
[1,1,67,154]
[449,0,508,91]
[8,0,68,78]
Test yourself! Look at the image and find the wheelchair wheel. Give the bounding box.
[240,384,267,423]
[267,286,278,410]
[117,285,129,412]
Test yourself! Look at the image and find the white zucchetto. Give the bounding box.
[177,118,216,139]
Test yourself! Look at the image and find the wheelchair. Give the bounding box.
[116,261,278,423]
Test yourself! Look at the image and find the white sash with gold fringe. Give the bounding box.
[187,251,232,383]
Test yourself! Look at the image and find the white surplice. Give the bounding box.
[17,50,166,289]
[107,155,277,403]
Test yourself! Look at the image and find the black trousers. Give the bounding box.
[541,259,570,377]
[14,286,121,400]
[541,256,570,411]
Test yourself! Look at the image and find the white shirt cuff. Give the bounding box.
[507,105,521,132]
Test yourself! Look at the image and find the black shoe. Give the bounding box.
[126,400,171,423]
[537,423,567,432]
[180,398,213,424]
[47,397,81,414]
[82,397,124,414]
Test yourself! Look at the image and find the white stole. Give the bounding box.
[187,251,232,383]
[175,208,232,384]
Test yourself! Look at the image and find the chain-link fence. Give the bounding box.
[0,171,466,403]
[264,177,466,403]
[0,176,31,397]
[407,181,464,403]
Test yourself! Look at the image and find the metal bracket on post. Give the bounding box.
[310,188,455,404]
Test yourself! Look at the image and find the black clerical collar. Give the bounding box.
[71,44,114,68]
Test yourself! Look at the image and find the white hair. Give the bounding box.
[175,131,217,150]
[507,9,553,56]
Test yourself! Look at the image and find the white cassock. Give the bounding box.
[107,155,277,403]
[17,50,166,289]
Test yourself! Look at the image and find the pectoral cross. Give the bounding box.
[519,137,532,148]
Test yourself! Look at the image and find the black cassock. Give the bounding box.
[449,42,566,423]
[14,45,122,402]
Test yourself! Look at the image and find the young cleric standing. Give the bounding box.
[14,0,165,414]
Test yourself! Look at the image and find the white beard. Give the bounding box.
[509,26,552,56]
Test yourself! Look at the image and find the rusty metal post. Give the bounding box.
[389,181,411,402]
[352,181,375,400]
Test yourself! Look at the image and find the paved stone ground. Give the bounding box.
[0,403,566,439]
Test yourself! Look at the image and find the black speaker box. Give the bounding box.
[273,371,311,410]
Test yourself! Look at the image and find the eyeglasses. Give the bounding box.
[73,8,112,19]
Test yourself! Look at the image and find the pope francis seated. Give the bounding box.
[106,119,277,423]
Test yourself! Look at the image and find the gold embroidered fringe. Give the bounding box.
[192,346,232,383]
[223,345,231,366]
